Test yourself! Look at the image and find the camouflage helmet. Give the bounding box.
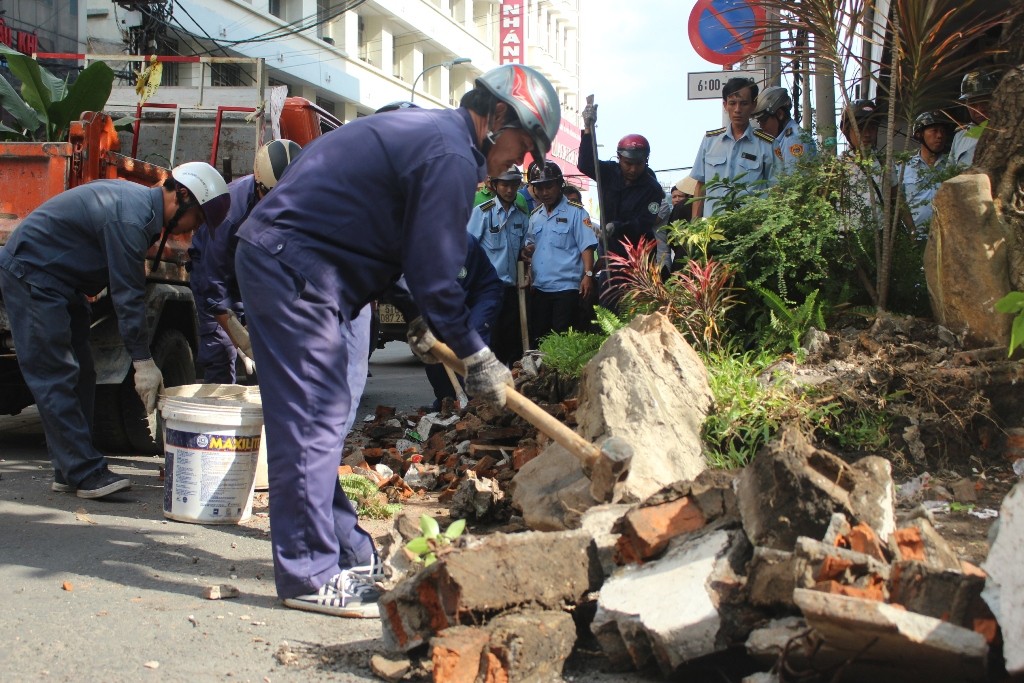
[959,70,999,101]
[911,111,952,141]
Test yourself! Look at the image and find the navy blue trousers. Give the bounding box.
[196,317,237,384]
[0,268,108,485]
[235,241,375,599]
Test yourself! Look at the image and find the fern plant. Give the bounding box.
[537,328,606,378]
[755,287,827,354]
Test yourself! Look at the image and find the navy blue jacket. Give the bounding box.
[237,107,487,358]
[0,181,164,360]
[188,175,257,332]
[578,131,665,258]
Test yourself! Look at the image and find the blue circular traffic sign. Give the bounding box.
[688,0,766,67]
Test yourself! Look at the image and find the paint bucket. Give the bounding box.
[159,384,263,524]
[238,387,270,491]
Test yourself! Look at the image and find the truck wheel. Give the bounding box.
[93,384,133,453]
[122,329,197,454]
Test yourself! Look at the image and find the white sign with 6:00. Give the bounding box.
[687,69,766,100]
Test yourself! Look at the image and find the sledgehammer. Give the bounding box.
[427,340,633,503]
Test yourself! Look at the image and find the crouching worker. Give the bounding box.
[234,64,561,618]
[0,163,230,499]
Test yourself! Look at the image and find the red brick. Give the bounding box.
[512,446,539,471]
[614,496,706,564]
[431,627,488,683]
[844,522,887,562]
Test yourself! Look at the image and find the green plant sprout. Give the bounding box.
[405,514,466,567]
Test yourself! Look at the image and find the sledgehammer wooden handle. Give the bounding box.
[427,340,602,468]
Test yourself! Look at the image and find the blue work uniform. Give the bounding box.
[234,106,486,600]
[526,197,597,344]
[901,153,949,236]
[466,196,530,364]
[772,119,817,176]
[690,124,777,217]
[578,130,665,259]
[0,181,166,486]
[188,175,257,383]
[950,124,981,168]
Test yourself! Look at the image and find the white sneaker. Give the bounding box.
[348,551,385,582]
[283,570,381,618]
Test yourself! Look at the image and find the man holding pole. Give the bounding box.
[578,101,664,309]
[466,165,531,364]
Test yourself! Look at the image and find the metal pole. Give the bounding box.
[585,94,611,266]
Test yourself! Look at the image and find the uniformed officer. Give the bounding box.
[901,111,953,236]
[474,169,530,214]
[466,165,530,364]
[752,86,817,177]
[689,77,777,218]
[0,163,229,499]
[950,70,999,168]
[188,139,301,383]
[233,64,560,619]
[523,161,598,346]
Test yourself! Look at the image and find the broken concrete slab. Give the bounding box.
[580,504,630,578]
[746,547,796,609]
[736,427,895,551]
[794,588,988,682]
[381,530,601,652]
[512,313,713,530]
[983,480,1024,674]
[888,560,986,627]
[591,528,751,674]
[793,537,890,599]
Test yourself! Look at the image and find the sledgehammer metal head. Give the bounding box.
[586,436,634,504]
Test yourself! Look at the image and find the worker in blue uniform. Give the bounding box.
[524,161,598,346]
[689,77,777,218]
[0,162,229,499]
[752,86,817,177]
[466,165,530,364]
[233,64,561,619]
[188,139,302,383]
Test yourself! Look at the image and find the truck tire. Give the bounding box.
[122,329,197,454]
[92,384,133,453]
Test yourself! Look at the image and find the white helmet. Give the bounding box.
[171,161,230,228]
[253,139,302,191]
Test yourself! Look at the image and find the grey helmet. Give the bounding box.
[492,165,523,183]
[253,139,302,191]
[475,64,561,159]
[959,70,999,101]
[911,111,951,141]
[753,86,792,119]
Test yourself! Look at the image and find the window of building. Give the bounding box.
[211,63,243,86]
[269,0,282,19]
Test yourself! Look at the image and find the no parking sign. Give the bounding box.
[688,0,766,67]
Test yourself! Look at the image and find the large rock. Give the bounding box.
[924,173,1013,348]
[983,480,1024,674]
[380,530,601,652]
[512,313,712,530]
[591,528,750,674]
[736,426,896,550]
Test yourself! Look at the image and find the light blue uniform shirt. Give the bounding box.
[526,196,598,293]
[772,119,817,176]
[690,123,777,217]
[950,124,981,167]
[466,197,529,286]
[901,153,949,234]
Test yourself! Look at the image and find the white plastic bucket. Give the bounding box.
[159,384,264,524]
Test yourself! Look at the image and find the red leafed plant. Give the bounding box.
[604,237,742,352]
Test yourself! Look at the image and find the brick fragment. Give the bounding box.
[613,496,706,564]
[431,626,488,683]
[512,445,539,471]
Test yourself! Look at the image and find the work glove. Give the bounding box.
[224,311,253,357]
[582,102,598,128]
[463,347,513,408]
[238,349,257,377]
[599,221,618,238]
[133,358,164,414]
[406,316,440,365]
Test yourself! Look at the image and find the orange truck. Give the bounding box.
[0,60,337,452]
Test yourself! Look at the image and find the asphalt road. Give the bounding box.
[0,343,435,682]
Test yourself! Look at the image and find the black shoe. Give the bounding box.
[52,469,74,493]
[76,467,131,499]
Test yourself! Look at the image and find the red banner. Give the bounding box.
[499,1,524,65]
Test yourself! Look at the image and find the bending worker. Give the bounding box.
[0,163,229,499]
[234,64,560,619]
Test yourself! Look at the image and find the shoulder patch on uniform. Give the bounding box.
[789,143,805,158]
[531,205,544,215]
[706,127,727,137]
[754,129,775,143]
[568,200,584,209]
[479,198,496,211]
[774,148,783,160]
